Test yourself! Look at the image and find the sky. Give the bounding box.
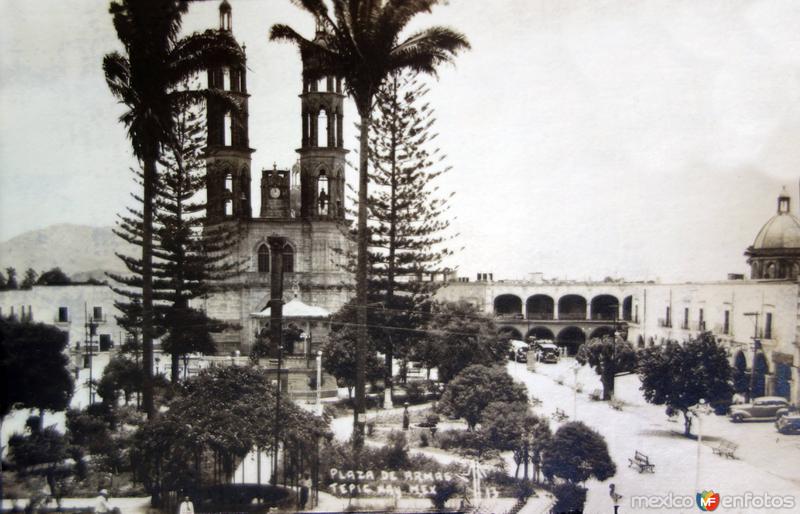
[1,0,799,283]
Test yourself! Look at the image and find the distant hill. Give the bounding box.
[0,224,132,280]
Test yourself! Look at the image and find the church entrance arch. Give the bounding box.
[557,326,585,356]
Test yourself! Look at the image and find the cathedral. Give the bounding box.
[200,1,354,353]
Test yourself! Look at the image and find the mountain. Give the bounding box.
[0,224,131,280]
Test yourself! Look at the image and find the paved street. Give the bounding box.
[507,359,800,513]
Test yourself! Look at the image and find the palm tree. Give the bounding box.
[271,0,469,442]
[104,0,244,418]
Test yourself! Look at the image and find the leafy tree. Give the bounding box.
[36,267,72,286]
[0,270,6,289]
[637,332,734,436]
[576,336,637,400]
[97,355,144,406]
[542,421,616,484]
[104,0,244,417]
[20,268,38,289]
[321,325,385,398]
[550,482,588,513]
[271,0,470,439]
[65,408,128,476]
[479,404,551,481]
[1,317,74,421]
[8,419,73,502]
[439,365,527,430]
[4,267,18,290]
[418,301,508,382]
[132,366,327,505]
[250,323,305,361]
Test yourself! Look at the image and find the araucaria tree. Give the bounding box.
[110,105,241,385]
[364,70,457,405]
[271,0,469,441]
[104,0,244,417]
[576,336,637,400]
[637,332,734,436]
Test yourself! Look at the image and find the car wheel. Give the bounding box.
[732,414,744,423]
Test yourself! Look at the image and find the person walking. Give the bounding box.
[178,496,195,514]
[609,483,623,513]
[299,473,311,510]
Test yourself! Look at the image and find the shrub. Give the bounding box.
[429,480,462,510]
[419,431,429,447]
[550,482,587,513]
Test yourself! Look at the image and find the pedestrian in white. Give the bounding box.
[95,489,111,513]
[178,496,195,514]
[609,483,622,513]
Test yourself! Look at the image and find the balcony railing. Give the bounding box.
[527,312,554,320]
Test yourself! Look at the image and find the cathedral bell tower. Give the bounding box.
[205,0,254,222]
[297,22,347,221]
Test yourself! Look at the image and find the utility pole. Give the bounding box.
[84,303,97,405]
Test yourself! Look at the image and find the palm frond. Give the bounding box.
[167,29,244,85]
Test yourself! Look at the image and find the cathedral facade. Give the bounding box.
[200,2,353,353]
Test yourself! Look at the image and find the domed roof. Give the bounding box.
[752,192,800,249]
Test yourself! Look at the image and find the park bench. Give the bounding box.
[610,398,624,411]
[551,408,569,421]
[628,450,655,473]
[712,440,738,459]
[589,389,602,401]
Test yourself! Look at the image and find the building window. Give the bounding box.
[257,244,269,273]
[58,307,69,323]
[634,305,639,324]
[723,310,730,334]
[666,306,671,327]
[283,243,294,273]
[99,334,112,351]
[764,312,773,339]
[698,308,704,330]
[93,306,104,322]
[683,307,689,329]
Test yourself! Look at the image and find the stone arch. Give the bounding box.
[497,326,523,340]
[557,326,586,356]
[766,262,777,279]
[622,295,633,321]
[589,326,616,340]
[494,294,523,317]
[590,294,619,320]
[526,326,555,342]
[558,295,587,320]
[752,352,769,398]
[526,294,554,320]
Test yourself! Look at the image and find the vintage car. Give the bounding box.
[728,396,791,422]
[776,414,800,435]
[534,342,560,363]
[507,340,530,362]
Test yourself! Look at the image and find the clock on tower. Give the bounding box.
[260,166,290,218]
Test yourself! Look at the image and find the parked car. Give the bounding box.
[776,414,800,434]
[508,340,529,363]
[533,342,560,364]
[728,396,791,422]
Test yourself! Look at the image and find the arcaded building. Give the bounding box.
[199,2,353,353]
[437,191,800,406]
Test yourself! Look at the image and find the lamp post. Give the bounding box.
[316,350,323,416]
[690,399,712,492]
[571,362,580,419]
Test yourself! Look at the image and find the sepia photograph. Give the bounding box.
[1,1,799,513]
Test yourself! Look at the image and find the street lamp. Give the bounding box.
[743,312,761,401]
[316,350,323,416]
[690,398,712,492]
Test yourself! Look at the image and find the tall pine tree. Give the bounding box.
[110,104,241,384]
[350,71,457,405]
